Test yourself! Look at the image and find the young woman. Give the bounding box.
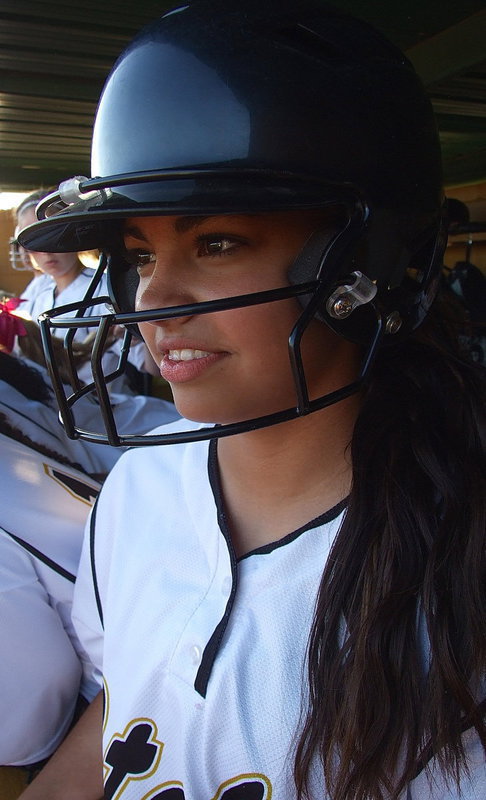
[13,189,152,396]
[12,191,56,308]
[18,1,485,798]
[13,190,97,323]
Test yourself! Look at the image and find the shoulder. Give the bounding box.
[94,419,213,522]
[0,432,100,572]
[20,272,53,301]
[20,274,55,314]
[78,268,107,293]
[106,418,209,479]
[68,268,110,311]
[62,268,98,294]
[0,431,100,506]
[0,526,36,585]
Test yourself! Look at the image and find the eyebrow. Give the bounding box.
[123,216,211,241]
[123,213,261,242]
[175,215,211,233]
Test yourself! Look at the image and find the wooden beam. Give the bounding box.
[406,9,486,86]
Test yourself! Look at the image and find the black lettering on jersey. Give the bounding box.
[104,720,163,800]
[214,775,270,800]
[148,788,185,799]
[44,463,99,505]
[143,777,268,800]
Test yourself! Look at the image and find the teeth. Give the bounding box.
[167,349,211,361]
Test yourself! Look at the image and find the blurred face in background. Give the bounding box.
[16,204,81,282]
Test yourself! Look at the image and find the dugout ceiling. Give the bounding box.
[0,0,485,192]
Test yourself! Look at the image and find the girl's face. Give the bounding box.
[17,206,80,280]
[28,250,80,281]
[123,211,359,424]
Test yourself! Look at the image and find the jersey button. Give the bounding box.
[190,644,202,665]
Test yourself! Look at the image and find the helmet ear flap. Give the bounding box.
[106,252,141,339]
[288,227,337,321]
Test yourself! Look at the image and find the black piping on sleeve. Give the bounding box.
[89,496,104,628]
[3,528,76,582]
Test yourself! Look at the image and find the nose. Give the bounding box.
[134,255,196,326]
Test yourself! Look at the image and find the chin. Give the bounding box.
[171,383,293,428]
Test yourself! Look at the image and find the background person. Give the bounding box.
[11,191,54,310]
[12,189,148,396]
[0,414,101,770]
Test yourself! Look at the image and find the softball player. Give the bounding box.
[18,1,485,798]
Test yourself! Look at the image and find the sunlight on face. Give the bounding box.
[122,210,358,424]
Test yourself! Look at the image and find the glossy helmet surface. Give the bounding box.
[18,0,446,446]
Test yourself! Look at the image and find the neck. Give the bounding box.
[55,261,83,295]
[217,394,359,557]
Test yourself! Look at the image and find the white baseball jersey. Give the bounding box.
[0,360,180,476]
[23,268,109,333]
[0,377,119,475]
[24,267,152,395]
[0,432,101,766]
[74,418,486,800]
[19,272,53,312]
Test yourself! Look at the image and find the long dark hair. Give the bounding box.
[0,412,87,474]
[0,349,53,405]
[295,292,486,799]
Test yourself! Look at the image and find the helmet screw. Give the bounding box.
[331,296,354,318]
[385,311,402,334]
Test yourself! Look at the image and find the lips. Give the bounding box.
[158,344,226,383]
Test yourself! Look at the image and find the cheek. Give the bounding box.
[138,321,156,354]
[230,299,300,373]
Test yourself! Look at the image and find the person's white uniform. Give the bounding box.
[0,377,119,476]
[0,365,180,476]
[22,268,109,334]
[0,432,101,766]
[74,420,343,798]
[73,418,486,800]
[19,272,53,315]
[24,266,149,394]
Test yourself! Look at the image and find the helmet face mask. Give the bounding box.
[9,234,35,271]
[20,0,447,447]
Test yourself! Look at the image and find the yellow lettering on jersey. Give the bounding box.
[102,677,110,735]
[212,773,272,799]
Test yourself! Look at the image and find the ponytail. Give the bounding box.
[295,294,486,799]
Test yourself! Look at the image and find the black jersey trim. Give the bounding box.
[194,438,238,698]
[194,440,347,697]
[3,528,75,583]
[89,496,104,628]
[240,497,348,560]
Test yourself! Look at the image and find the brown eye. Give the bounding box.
[197,236,242,257]
[125,249,156,270]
